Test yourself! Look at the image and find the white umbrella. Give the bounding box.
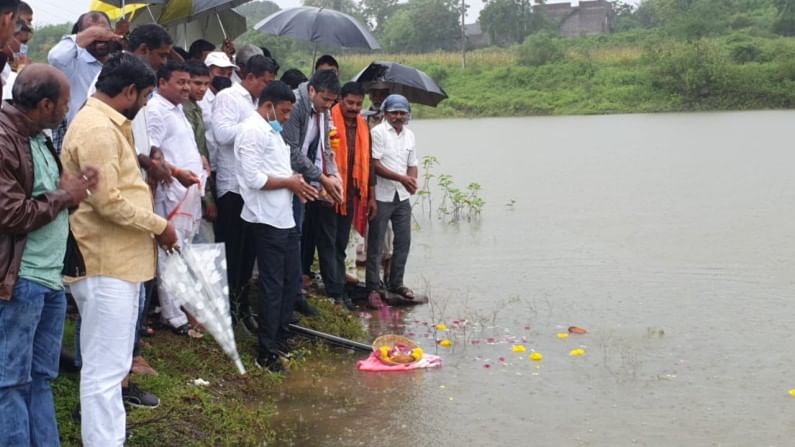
[161,243,246,374]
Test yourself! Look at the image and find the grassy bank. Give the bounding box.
[54,294,367,446]
[334,31,795,119]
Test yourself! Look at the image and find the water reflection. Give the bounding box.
[271,112,795,446]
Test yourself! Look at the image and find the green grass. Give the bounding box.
[54,290,367,446]
[332,32,795,119]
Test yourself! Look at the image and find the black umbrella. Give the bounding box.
[254,7,380,50]
[352,61,449,107]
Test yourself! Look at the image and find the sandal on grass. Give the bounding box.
[172,323,203,339]
[390,286,415,300]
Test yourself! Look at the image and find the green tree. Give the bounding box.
[479,0,534,45]
[28,23,71,64]
[380,0,460,52]
[361,0,398,33]
[773,0,795,35]
[235,0,280,24]
[303,0,366,23]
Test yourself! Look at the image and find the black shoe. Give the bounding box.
[294,299,319,317]
[71,405,81,423]
[334,295,355,311]
[254,353,285,373]
[122,383,160,409]
[240,314,259,334]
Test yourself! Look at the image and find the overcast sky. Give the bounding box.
[26,0,638,27]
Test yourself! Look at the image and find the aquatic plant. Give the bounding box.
[413,155,486,224]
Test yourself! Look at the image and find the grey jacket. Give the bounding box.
[283,82,338,181]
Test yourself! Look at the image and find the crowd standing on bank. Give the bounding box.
[0,1,420,445]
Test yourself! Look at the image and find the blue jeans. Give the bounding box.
[0,278,66,446]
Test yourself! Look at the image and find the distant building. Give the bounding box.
[464,22,492,50]
[538,0,615,37]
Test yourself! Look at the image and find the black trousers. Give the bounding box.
[214,192,255,315]
[303,200,345,298]
[252,223,299,357]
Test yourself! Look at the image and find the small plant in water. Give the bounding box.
[414,155,485,224]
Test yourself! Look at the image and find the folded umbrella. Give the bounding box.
[254,6,380,50]
[160,243,245,374]
[352,61,448,107]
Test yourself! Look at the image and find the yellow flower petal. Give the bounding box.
[511,344,527,353]
[789,388,795,397]
[569,348,586,357]
[439,339,452,347]
[557,332,569,339]
[529,352,543,361]
[435,323,448,331]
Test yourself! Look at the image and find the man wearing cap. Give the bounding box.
[199,51,238,173]
[365,94,418,308]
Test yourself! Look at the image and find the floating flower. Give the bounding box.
[484,363,491,368]
[439,339,453,348]
[411,347,424,361]
[568,326,587,335]
[789,389,795,397]
[379,346,390,359]
[569,348,586,357]
[486,337,497,344]
[557,332,569,339]
[499,356,506,362]
[529,352,543,361]
[435,323,448,331]
[512,344,527,353]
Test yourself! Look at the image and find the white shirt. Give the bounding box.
[2,66,16,100]
[371,121,418,202]
[211,82,257,198]
[146,93,206,209]
[48,35,103,125]
[198,89,218,169]
[300,106,326,182]
[235,113,295,229]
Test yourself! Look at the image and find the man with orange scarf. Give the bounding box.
[329,82,377,309]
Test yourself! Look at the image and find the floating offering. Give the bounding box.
[569,348,586,357]
[435,323,448,331]
[557,332,569,339]
[568,326,587,335]
[529,352,543,361]
[789,389,795,397]
[439,338,453,348]
[373,335,423,365]
[512,345,527,353]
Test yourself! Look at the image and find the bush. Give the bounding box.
[516,33,564,67]
[647,39,730,100]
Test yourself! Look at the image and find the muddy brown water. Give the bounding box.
[270,112,795,446]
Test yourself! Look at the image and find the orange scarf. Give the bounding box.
[331,103,370,236]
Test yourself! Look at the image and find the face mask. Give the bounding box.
[18,43,27,57]
[267,107,283,133]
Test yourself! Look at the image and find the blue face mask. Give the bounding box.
[267,108,282,133]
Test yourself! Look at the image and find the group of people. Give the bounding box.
[0,1,421,446]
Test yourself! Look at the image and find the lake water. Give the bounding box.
[271,112,795,446]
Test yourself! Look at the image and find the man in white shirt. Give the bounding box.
[212,55,277,330]
[146,61,204,335]
[235,80,317,372]
[365,94,419,308]
[199,51,237,170]
[47,10,118,152]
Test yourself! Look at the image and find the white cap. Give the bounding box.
[204,51,239,70]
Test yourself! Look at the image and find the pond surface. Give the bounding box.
[271,112,795,446]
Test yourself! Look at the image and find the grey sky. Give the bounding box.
[27,0,638,27]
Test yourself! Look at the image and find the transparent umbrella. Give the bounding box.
[160,243,246,374]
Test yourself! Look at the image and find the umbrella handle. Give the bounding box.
[216,12,228,40]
